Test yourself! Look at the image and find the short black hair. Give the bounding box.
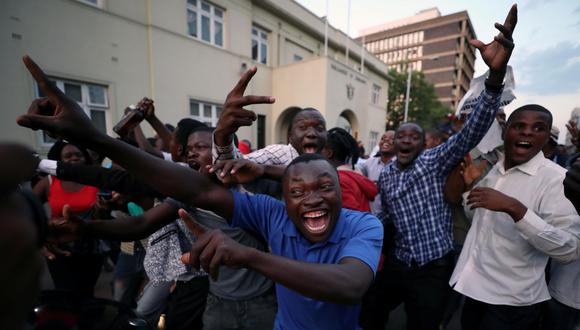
[164,123,176,133]
[507,104,553,127]
[396,122,425,143]
[283,153,336,179]
[287,107,324,137]
[47,140,92,165]
[175,118,206,156]
[326,127,359,168]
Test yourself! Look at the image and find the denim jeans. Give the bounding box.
[202,290,277,330]
[113,247,146,307]
[136,281,172,326]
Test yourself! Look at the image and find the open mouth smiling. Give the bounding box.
[302,143,319,154]
[302,209,329,234]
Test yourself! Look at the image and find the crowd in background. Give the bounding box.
[1,5,580,330]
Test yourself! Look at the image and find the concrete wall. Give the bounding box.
[1,0,389,154]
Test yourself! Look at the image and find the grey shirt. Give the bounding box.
[166,198,273,300]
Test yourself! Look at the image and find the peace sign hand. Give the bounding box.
[16,56,100,144]
[214,67,275,146]
[179,209,253,280]
[470,4,518,74]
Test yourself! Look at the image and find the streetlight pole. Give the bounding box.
[403,52,438,123]
[403,64,412,123]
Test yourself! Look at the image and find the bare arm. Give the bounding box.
[17,56,234,220]
[52,202,179,243]
[32,177,49,203]
[133,123,164,159]
[180,210,374,304]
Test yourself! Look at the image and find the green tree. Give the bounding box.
[386,68,453,130]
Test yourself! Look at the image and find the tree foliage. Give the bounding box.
[386,68,453,130]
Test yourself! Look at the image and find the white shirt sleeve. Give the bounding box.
[162,152,174,162]
[38,159,58,176]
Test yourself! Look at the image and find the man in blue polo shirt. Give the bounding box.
[180,153,382,329]
[17,56,383,330]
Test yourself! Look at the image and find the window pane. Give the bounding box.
[252,28,258,36]
[88,85,106,105]
[203,104,212,118]
[190,102,199,116]
[260,32,267,40]
[201,2,210,12]
[214,7,223,18]
[187,0,197,6]
[64,83,82,102]
[216,106,223,118]
[252,39,258,61]
[187,9,197,37]
[214,21,223,46]
[201,15,210,42]
[260,43,267,64]
[90,110,107,134]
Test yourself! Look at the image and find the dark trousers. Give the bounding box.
[461,297,545,330]
[542,299,580,330]
[165,276,209,330]
[359,252,454,330]
[47,254,104,297]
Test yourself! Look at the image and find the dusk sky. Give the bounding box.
[296,0,580,142]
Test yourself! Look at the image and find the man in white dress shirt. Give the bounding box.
[450,104,580,330]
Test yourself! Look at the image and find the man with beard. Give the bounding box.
[368,5,518,330]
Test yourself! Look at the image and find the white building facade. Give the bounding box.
[2,0,390,154]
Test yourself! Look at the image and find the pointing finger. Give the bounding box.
[230,66,257,97]
[179,208,206,236]
[503,4,518,33]
[469,39,486,51]
[22,55,64,102]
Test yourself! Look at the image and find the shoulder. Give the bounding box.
[539,158,567,182]
[341,209,383,233]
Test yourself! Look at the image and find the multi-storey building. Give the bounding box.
[358,8,476,108]
[2,0,390,154]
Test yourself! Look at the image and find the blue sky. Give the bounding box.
[296,0,580,142]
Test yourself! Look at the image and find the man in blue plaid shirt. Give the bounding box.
[359,5,518,330]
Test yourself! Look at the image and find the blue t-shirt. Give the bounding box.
[232,192,383,330]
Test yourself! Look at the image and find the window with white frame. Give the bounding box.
[368,131,379,153]
[189,99,222,126]
[77,0,103,8]
[251,26,268,64]
[36,78,108,144]
[187,0,224,47]
[371,84,381,105]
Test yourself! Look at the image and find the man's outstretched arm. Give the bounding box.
[180,210,378,304]
[16,56,242,219]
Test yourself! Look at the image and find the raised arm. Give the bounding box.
[212,66,275,162]
[16,56,245,220]
[432,5,517,174]
[141,97,173,152]
[133,123,164,159]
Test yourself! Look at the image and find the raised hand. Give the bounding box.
[208,159,265,186]
[47,205,87,244]
[137,97,156,120]
[179,209,251,280]
[16,56,99,144]
[467,187,526,221]
[470,4,517,74]
[214,67,275,146]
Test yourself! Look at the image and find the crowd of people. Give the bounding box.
[1,4,580,330]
